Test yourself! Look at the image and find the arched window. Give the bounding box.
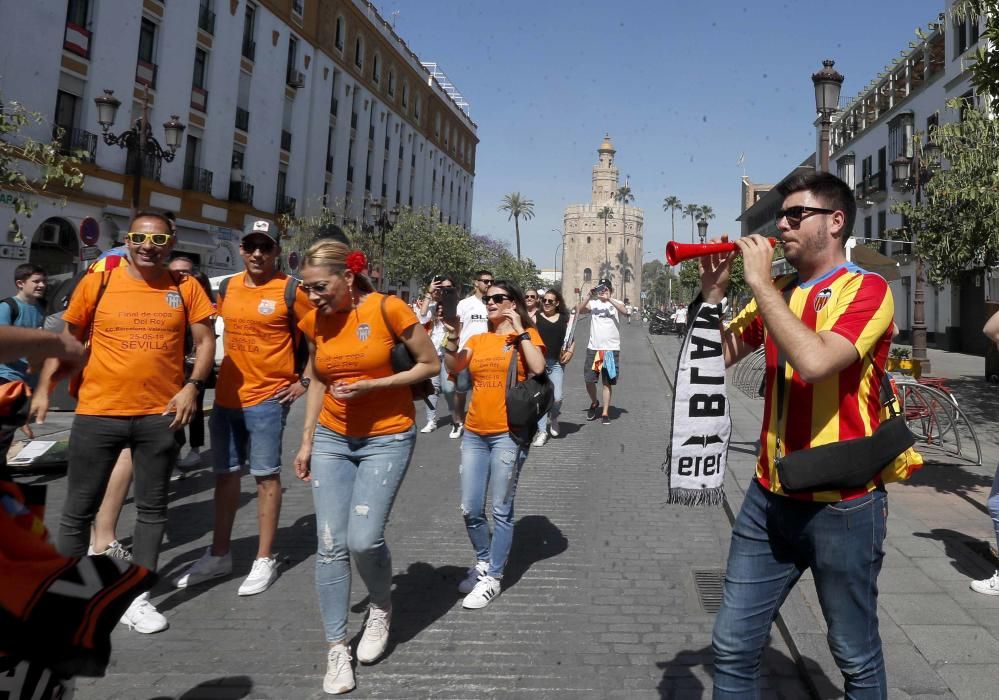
[583,268,592,282]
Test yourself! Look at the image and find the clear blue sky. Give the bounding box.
[384,0,944,270]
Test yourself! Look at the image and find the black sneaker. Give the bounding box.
[586,403,600,421]
[601,415,611,425]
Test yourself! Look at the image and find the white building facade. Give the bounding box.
[0,0,477,288]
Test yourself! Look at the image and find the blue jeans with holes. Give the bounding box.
[536,359,564,435]
[459,430,529,579]
[712,479,888,699]
[310,424,415,642]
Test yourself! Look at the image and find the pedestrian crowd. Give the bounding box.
[0,212,631,696]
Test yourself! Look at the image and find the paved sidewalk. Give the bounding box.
[649,331,999,700]
[18,322,809,699]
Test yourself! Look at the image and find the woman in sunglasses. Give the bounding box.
[292,241,439,695]
[524,289,540,322]
[533,289,574,446]
[442,280,546,609]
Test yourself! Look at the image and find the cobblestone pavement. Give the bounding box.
[28,321,809,699]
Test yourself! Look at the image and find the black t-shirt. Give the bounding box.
[535,312,568,361]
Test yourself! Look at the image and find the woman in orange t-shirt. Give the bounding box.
[292,241,438,695]
[443,280,546,610]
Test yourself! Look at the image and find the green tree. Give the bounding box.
[614,185,634,212]
[953,3,999,98]
[662,195,683,242]
[0,95,85,223]
[682,203,700,243]
[678,259,701,301]
[498,192,534,261]
[890,100,999,283]
[596,205,614,283]
[616,247,635,303]
[697,204,716,226]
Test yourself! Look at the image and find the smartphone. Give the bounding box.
[440,286,459,319]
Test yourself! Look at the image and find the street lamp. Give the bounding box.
[891,134,941,375]
[369,201,399,291]
[812,59,844,173]
[95,87,185,213]
[696,218,709,243]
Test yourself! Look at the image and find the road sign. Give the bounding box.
[81,246,100,261]
[0,245,27,260]
[79,217,99,246]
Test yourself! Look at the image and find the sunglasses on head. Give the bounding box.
[243,240,276,254]
[775,205,836,227]
[484,293,511,304]
[126,231,172,246]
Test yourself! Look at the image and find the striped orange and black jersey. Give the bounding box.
[727,263,922,502]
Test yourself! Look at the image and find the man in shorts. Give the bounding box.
[576,278,629,424]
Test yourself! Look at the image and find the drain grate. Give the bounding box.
[693,569,726,613]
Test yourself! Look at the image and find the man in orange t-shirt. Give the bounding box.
[174,220,311,597]
[32,211,216,635]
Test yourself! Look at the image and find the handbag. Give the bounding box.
[505,345,555,446]
[379,295,435,405]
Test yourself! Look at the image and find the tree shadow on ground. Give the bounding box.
[154,514,316,612]
[913,528,997,579]
[896,461,992,515]
[656,642,838,699]
[148,675,253,699]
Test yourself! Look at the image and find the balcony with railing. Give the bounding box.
[865,171,887,200]
[64,22,91,58]
[281,129,292,152]
[183,166,213,194]
[241,37,255,61]
[136,59,157,88]
[228,180,254,204]
[127,151,162,181]
[276,195,296,215]
[198,4,216,34]
[191,86,208,112]
[235,107,250,131]
[55,127,97,163]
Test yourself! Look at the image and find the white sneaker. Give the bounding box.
[177,449,202,470]
[238,556,279,596]
[323,643,355,694]
[462,575,501,610]
[120,592,168,633]
[549,417,560,437]
[971,571,999,596]
[449,422,464,439]
[356,604,391,664]
[173,548,233,588]
[458,561,489,594]
[88,539,133,561]
[532,432,548,447]
[420,419,437,434]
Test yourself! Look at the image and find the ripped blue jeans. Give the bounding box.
[310,424,415,642]
[459,430,529,579]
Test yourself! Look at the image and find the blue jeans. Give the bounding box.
[210,398,290,476]
[987,463,999,551]
[536,358,564,434]
[426,350,456,423]
[310,424,415,642]
[712,480,888,699]
[459,431,529,579]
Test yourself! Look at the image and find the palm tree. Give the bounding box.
[498,192,535,260]
[596,205,614,284]
[662,196,683,242]
[682,203,700,243]
[697,204,716,242]
[616,247,634,304]
[615,185,635,214]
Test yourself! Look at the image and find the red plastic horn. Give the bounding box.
[665,237,778,266]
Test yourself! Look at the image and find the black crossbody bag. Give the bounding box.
[505,346,554,446]
[772,285,916,493]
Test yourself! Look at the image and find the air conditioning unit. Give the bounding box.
[38,222,61,245]
[287,69,305,89]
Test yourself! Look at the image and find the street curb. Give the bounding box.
[646,331,833,699]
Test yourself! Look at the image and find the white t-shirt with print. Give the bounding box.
[457,295,488,349]
[586,299,621,351]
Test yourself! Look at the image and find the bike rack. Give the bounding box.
[893,375,982,467]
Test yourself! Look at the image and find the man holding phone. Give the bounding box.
[449,270,492,438]
[576,278,629,424]
[417,275,458,432]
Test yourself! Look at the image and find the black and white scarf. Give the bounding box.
[662,301,730,506]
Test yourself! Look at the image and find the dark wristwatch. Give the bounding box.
[186,378,206,392]
[299,377,311,389]
[516,331,531,344]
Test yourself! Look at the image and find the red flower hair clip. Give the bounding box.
[345,251,367,275]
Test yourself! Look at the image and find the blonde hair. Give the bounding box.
[301,240,375,292]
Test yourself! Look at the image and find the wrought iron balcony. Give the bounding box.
[183,166,213,194]
[198,4,216,34]
[276,195,296,215]
[228,180,254,204]
[281,129,292,152]
[126,151,162,181]
[241,37,256,61]
[235,107,250,131]
[55,127,97,163]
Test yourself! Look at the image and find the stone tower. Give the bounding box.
[562,135,644,306]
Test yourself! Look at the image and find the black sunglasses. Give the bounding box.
[542,298,557,305]
[243,240,276,253]
[525,294,538,299]
[775,205,836,227]
[484,293,511,304]
[478,278,494,284]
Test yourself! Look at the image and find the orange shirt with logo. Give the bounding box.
[463,328,546,435]
[299,292,418,438]
[63,267,215,416]
[215,272,312,408]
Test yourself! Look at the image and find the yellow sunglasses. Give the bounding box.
[126,231,172,246]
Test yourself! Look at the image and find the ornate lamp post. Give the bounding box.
[553,237,563,285]
[811,59,844,173]
[696,218,709,244]
[891,135,942,374]
[369,201,400,291]
[94,87,185,213]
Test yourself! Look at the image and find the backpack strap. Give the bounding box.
[284,277,308,375]
[84,270,113,346]
[218,276,231,302]
[379,294,400,343]
[506,347,519,389]
[1,297,19,325]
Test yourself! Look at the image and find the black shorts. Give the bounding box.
[583,349,620,386]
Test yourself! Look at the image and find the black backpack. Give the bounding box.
[217,275,308,374]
